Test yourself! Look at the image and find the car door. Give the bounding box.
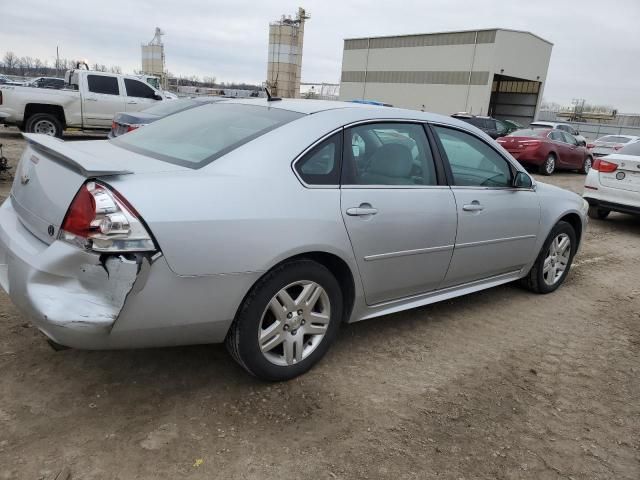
[340,122,457,305]
[123,78,161,112]
[82,74,126,127]
[560,131,584,167]
[431,124,540,287]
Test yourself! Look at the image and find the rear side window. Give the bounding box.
[112,103,304,168]
[561,132,578,145]
[124,79,157,99]
[295,133,342,185]
[342,123,437,186]
[87,75,120,95]
[433,126,512,188]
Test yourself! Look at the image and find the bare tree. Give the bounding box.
[3,51,18,74]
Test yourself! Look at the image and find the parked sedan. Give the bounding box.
[109,96,225,138]
[530,121,587,146]
[498,128,593,175]
[0,99,588,381]
[587,134,640,158]
[584,140,640,219]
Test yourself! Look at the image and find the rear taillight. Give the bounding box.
[587,143,595,149]
[126,124,141,132]
[59,181,156,253]
[521,140,541,147]
[111,121,117,131]
[592,158,618,173]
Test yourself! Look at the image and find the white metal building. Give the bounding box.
[339,28,553,125]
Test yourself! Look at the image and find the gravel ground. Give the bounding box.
[0,127,638,480]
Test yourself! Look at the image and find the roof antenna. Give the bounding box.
[264,87,282,102]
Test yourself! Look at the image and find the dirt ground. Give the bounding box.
[0,126,638,480]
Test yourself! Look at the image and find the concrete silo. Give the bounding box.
[267,8,309,98]
[141,27,166,87]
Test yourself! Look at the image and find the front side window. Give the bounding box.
[124,79,157,99]
[112,103,303,168]
[433,126,513,188]
[87,75,120,95]
[295,133,341,185]
[561,132,578,145]
[342,123,437,186]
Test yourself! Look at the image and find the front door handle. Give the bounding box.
[463,201,484,212]
[346,206,378,216]
[85,97,98,102]
[127,101,138,105]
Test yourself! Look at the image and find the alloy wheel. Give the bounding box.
[33,119,57,136]
[258,280,331,366]
[545,156,555,174]
[543,233,571,286]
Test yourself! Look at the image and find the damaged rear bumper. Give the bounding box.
[0,197,261,350]
[0,197,149,346]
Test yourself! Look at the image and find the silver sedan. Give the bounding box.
[0,99,588,380]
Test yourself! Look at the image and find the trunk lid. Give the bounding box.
[11,134,186,244]
[598,154,640,193]
[497,136,541,152]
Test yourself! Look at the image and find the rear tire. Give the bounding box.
[25,113,63,138]
[539,154,556,176]
[580,156,593,174]
[226,259,343,381]
[588,206,610,220]
[521,221,577,294]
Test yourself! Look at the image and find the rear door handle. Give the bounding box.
[127,101,138,105]
[346,207,378,216]
[463,201,484,212]
[85,97,98,102]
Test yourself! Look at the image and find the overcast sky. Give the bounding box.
[1,0,639,111]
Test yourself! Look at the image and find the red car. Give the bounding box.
[497,128,593,176]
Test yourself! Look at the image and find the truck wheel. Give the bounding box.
[25,113,63,138]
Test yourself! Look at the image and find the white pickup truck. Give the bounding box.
[0,69,166,137]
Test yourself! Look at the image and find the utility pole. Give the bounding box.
[56,46,60,77]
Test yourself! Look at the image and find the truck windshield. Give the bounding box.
[111,103,304,168]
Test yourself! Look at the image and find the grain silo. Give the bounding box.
[141,28,166,84]
[267,8,309,98]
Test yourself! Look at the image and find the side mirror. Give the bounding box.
[154,94,163,101]
[513,171,533,189]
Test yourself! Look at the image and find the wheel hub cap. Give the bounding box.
[543,233,571,286]
[258,280,331,366]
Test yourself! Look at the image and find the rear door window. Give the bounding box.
[87,75,120,95]
[342,123,437,186]
[549,131,564,142]
[124,79,157,99]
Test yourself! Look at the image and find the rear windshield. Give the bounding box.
[597,135,633,144]
[530,123,551,129]
[618,141,640,156]
[140,98,203,117]
[508,129,547,137]
[112,103,304,168]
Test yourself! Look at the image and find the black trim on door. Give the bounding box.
[424,123,454,186]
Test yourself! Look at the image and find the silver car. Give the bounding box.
[0,99,588,380]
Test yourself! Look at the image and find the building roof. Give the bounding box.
[344,28,553,47]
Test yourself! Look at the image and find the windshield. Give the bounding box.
[112,103,304,168]
[141,98,203,117]
[618,141,640,156]
[508,129,548,137]
[597,135,633,144]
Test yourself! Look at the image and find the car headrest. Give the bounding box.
[368,143,413,178]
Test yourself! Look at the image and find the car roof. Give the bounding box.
[217,98,477,129]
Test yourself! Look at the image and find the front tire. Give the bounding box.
[521,221,577,294]
[226,259,343,381]
[25,113,63,138]
[539,154,556,176]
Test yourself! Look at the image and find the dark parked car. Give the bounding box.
[497,128,593,175]
[451,113,509,139]
[108,96,225,138]
[25,77,66,89]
